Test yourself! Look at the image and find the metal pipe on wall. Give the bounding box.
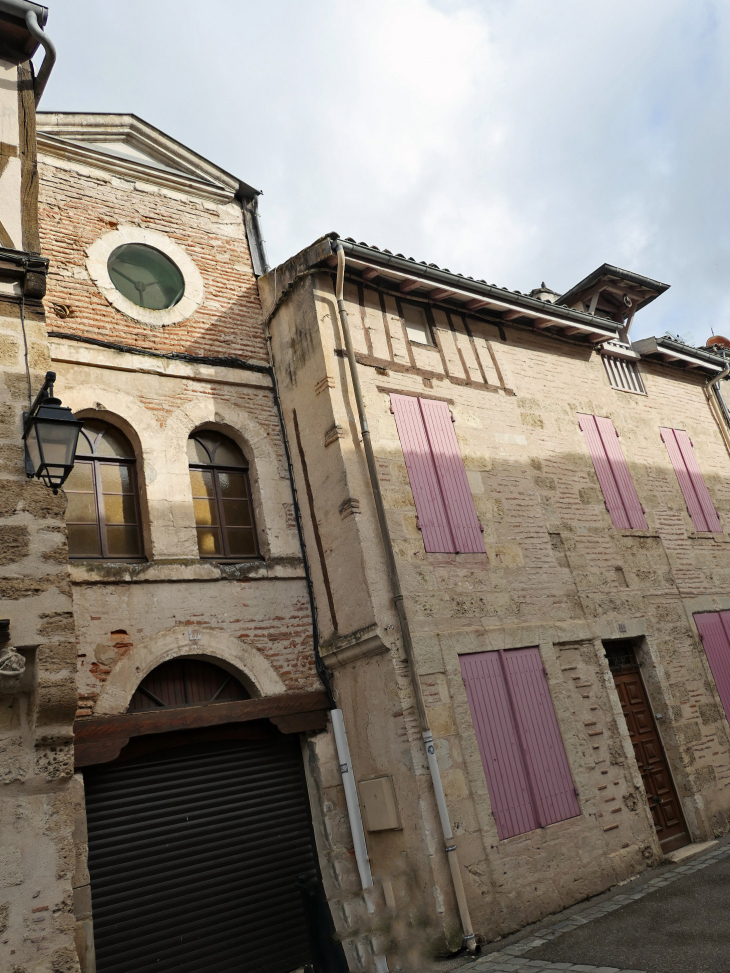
[333,240,477,954]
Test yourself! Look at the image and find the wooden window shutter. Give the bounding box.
[502,648,581,828]
[460,648,580,840]
[390,394,484,554]
[578,414,647,530]
[460,651,538,839]
[660,427,722,533]
[694,612,730,725]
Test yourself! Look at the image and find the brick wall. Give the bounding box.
[38,158,266,362]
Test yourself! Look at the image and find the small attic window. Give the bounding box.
[403,304,433,345]
[108,244,185,310]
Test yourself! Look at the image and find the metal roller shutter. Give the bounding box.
[84,734,318,973]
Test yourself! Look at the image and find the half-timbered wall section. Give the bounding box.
[261,233,730,960]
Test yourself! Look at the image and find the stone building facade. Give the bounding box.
[4,25,730,973]
[261,235,730,968]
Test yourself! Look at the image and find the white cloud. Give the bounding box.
[41,0,730,341]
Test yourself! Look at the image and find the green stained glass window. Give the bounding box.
[107,244,185,310]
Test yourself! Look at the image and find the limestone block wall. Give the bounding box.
[0,60,80,973]
[263,258,730,955]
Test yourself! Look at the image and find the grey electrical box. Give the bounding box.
[358,776,401,832]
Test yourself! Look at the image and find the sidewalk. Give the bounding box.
[447,837,730,973]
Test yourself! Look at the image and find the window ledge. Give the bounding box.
[68,556,305,584]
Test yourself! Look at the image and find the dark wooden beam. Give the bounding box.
[399,279,422,293]
[74,690,330,768]
[466,298,489,310]
[533,319,553,330]
[362,267,379,280]
[429,287,455,301]
[501,309,522,321]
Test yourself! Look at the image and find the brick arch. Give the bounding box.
[93,624,287,716]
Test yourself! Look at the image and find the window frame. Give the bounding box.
[188,434,260,561]
[400,300,435,347]
[66,425,145,562]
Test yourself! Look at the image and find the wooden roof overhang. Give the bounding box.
[557,263,670,329]
[329,239,621,345]
[631,336,725,375]
[74,689,330,768]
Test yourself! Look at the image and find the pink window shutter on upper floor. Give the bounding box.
[460,651,538,840]
[694,612,730,725]
[390,394,484,554]
[390,394,453,552]
[419,398,485,554]
[502,648,581,828]
[661,428,722,533]
[578,414,647,530]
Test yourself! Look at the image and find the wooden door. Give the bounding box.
[612,668,689,853]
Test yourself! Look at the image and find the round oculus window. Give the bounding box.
[107,244,185,311]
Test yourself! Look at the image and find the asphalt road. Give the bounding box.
[524,853,730,973]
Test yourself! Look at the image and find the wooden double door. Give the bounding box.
[612,668,690,853]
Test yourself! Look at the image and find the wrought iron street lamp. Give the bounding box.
[23,371,83,493]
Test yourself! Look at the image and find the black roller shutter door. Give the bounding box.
[84,734,318,973]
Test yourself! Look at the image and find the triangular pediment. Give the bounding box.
[36,113,259,201]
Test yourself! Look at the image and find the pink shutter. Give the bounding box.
[578,414,647,529]
[460,652,538,839]
[502,648,581,827]
[694,612,730,724]
[661,428,722,533]
[390,394,454,552]
[419,398,485,553]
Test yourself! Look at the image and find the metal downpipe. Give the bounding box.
[24,7,56,103]
[333,241,477,954]
[705,362,730,458]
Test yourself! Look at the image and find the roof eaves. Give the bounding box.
[336,237,621,338]
[632,336,725,373]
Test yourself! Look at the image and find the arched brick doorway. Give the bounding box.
[80,659,330,973]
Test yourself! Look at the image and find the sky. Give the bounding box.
[38,0,730,343]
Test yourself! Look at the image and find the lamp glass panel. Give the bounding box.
[107,244,185,310]
[35,417,79,468]
[25,425,41,472]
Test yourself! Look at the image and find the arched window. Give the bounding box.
[64,419,144,560]
[129,658,250,712]
[188,431,258,559]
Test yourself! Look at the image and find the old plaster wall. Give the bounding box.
[0,63,80,973]
[262,261,730,956]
